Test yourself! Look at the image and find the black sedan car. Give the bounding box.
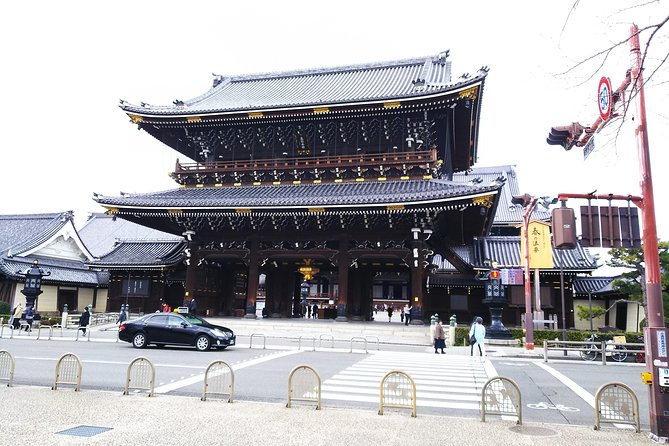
[119,312,235,351]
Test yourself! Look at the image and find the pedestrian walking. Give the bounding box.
[312,303,318,319]
[24,307,35,332]
[189,297,198,315]
[117,305,128,325]
[79,306,91,335]
[11,302,23,330]
[387,305,393,322]
[400,308,404,323]
[434,319,446,354]
[469,316,486,356]
[404,304,412,326]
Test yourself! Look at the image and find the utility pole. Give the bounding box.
[548,24,666,441]
[512,193,539,350]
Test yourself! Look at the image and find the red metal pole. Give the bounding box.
[630,25,662,324]
[628,24,668,441]
[557,192,642,205]
[522,197,538,350]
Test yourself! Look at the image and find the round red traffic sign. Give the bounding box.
[598,76,612,121]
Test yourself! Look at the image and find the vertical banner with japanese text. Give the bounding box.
[521,221,554,269]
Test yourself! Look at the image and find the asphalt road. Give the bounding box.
[1,335,649,429]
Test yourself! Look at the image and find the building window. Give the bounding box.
[121,279,150,297]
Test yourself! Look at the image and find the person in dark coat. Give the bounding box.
[79,307,91,335]
[116,306,128,325]
[188,298,197,315]
[24,307,35,332]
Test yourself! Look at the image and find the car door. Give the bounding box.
[166,314,194,345]
[143,314,171,343]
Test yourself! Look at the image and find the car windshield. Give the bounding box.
[182,313,207,326]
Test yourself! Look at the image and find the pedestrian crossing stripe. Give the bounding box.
[319,351,491,410]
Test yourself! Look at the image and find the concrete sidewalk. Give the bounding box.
[0,386,655,446]
[1,316,653,444]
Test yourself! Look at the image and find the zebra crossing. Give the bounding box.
[320,351,494,410]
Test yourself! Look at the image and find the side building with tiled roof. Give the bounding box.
[0,212,108,316]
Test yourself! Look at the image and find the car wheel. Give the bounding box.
[132,332,147,348]
[195,335,211,351]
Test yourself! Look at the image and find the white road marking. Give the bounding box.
[534,362,594,407]
[534,361,634,429]
[153,349,300,394]
[317,351,495,411]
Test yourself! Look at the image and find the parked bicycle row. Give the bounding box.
[543,333,645,364]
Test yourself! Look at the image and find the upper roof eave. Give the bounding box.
[93,179,503,212]
[119,65,487,118]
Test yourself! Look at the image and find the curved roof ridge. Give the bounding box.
[119,51,490,115]
[223,55,439,83]
[2,211,73,256]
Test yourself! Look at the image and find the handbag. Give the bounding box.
[469,335,476,344]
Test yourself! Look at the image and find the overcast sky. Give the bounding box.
[2,1,667,249]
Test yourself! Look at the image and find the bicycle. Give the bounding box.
[579,333,628,362]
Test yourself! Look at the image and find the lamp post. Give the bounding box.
[300,280,309,317]
[17,260,50,321]
[512,193,539,350]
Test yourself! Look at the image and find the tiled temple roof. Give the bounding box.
[0,212,73,257]
[452,165,551,226]
[471,236,598,271]
[0,257,106,286]
[88,240,186,269]
[431,236,597,273]
[573,276,621,296]
[79,213,182,257]
[94,178,502,210]
[120,52,487,116]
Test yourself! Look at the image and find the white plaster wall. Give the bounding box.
[573,298,606,330]
[36,286,58,312]
[626,302,644,332]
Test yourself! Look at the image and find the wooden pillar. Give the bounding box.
[275,264,292,317]
[220,266,235,316]
[244,240,259,319]
[336,238,350,322]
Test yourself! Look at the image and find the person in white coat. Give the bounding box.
[469,316,486,356]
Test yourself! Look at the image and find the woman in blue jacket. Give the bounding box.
[469,316,486,356]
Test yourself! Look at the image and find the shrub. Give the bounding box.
[0,301,11,315]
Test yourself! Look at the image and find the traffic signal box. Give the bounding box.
[552,206,577,249]
[546,123,585,150]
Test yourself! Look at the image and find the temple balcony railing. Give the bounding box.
[170,148,439,186]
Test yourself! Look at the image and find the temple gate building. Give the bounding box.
[95,51,506,323]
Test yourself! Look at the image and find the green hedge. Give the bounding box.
[452,326,643,346]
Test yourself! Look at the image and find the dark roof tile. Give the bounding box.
[94,179,502,210]
[121,53,486,115]
[89,240,186,268]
